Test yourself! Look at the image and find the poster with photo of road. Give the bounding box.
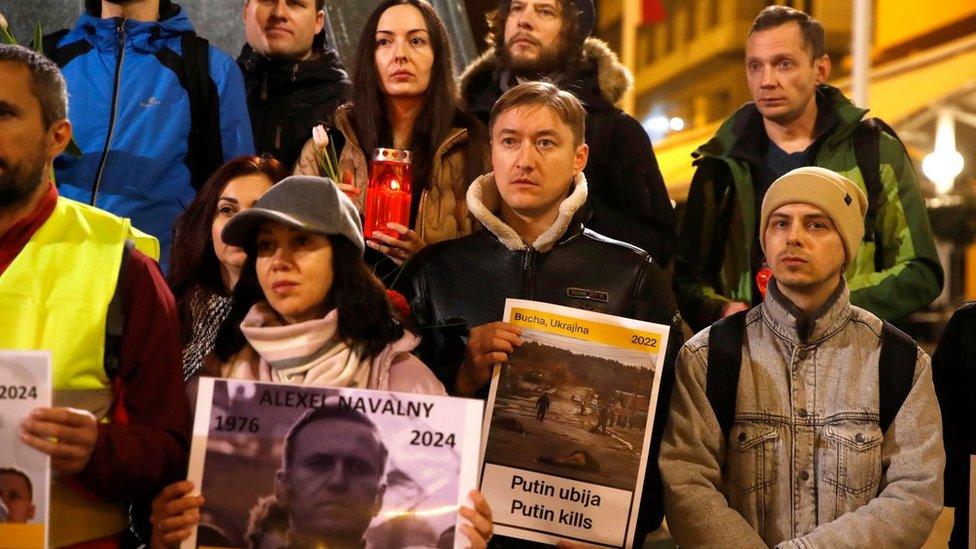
[0,351,51,549]
[479,299,670,548]
[183,379,483,549]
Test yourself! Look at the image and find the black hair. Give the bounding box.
[213,234,405,362]
[347,0,487,207]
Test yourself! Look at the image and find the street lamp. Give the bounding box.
[922,109,964,195]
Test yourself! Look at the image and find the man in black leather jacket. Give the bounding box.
[400,81,682,545]
[239,0,350,169]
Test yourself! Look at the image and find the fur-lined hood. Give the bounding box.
[460,38,633,108]
[465,172,588,252]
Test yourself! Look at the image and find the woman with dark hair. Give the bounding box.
[169,155,290,379]
[149,177,494,548]
[294,0,487,268]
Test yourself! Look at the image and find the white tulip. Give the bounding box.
[0,12,8,31]
[312,124,329,150]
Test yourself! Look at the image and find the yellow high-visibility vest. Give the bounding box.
[0,196,159,547]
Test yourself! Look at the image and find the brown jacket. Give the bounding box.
[295,105,483,245]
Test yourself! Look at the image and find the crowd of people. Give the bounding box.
[0,0,969,547]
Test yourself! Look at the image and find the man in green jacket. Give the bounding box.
[674,5,942,331]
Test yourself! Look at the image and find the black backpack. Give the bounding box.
[42,29,223,191]
[705,310,917,439]
[852,117,907,272]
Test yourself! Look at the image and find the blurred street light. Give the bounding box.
[922,109,965,195]
[644,115,685,141]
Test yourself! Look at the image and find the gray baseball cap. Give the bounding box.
[221,175,365,254]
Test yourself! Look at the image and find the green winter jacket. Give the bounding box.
[674,85,943,331]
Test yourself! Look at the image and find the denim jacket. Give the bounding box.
[660,280,944,548]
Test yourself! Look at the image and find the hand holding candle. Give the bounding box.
[364,148,413,240]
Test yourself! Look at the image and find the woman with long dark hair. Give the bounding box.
[295,0,487,268]
[150,177,493,548]
[168,155,290,379]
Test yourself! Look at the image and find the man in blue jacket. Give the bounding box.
[47,0,255,269]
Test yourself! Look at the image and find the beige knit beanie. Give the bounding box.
[760,167,868,263]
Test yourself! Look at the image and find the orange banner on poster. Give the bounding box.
[0,524,45,549]
[508,307,663,353]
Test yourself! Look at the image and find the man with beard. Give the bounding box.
[44,0,254,270]
[275,404,388,548]
[673,6,941,332]
[661,167,944,547]
[239,0,350,169]
[0,45,189,547]
[460,0,676,264]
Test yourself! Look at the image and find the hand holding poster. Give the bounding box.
[479,299,670,548]
[0,351,51,549]
[184,379,483,549]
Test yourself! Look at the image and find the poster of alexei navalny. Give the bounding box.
[184,379,484,549]
[0,351,51,549]
[479,299,670,548]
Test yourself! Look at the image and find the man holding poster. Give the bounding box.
[402,81,683,545]
[0,45,189,547]
[661,167,944,548]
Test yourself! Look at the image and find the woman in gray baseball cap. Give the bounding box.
[149,175,495,547]
[209,175,440,391]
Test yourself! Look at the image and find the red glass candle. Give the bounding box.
[364,148,413,240]
[756,264,773,299]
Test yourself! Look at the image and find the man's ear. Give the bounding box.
[46,119,72,161]
[274,468,290,506]
[573,142,589,176]
[27,503,36,522]
[814,54,831,85]
[315,9,326,35]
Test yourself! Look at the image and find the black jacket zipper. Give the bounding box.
[90,18,126,205]
[521,247,535,299]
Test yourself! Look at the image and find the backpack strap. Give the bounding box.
[41,29,91,67]
[104,239,134,380]
[853,118,906,272]
[878,320,917,433]
[706,310,749,439]
[852,120,882,268]
[180,32,224,190]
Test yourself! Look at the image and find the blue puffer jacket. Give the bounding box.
[53,5,254,269]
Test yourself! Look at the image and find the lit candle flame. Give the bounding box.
[390,179,400,191]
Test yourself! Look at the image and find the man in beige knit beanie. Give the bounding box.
[662,164,944,549]
[759,166,867,310]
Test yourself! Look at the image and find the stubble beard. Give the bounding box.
[0,152,46,210]
[773,263,844,300]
